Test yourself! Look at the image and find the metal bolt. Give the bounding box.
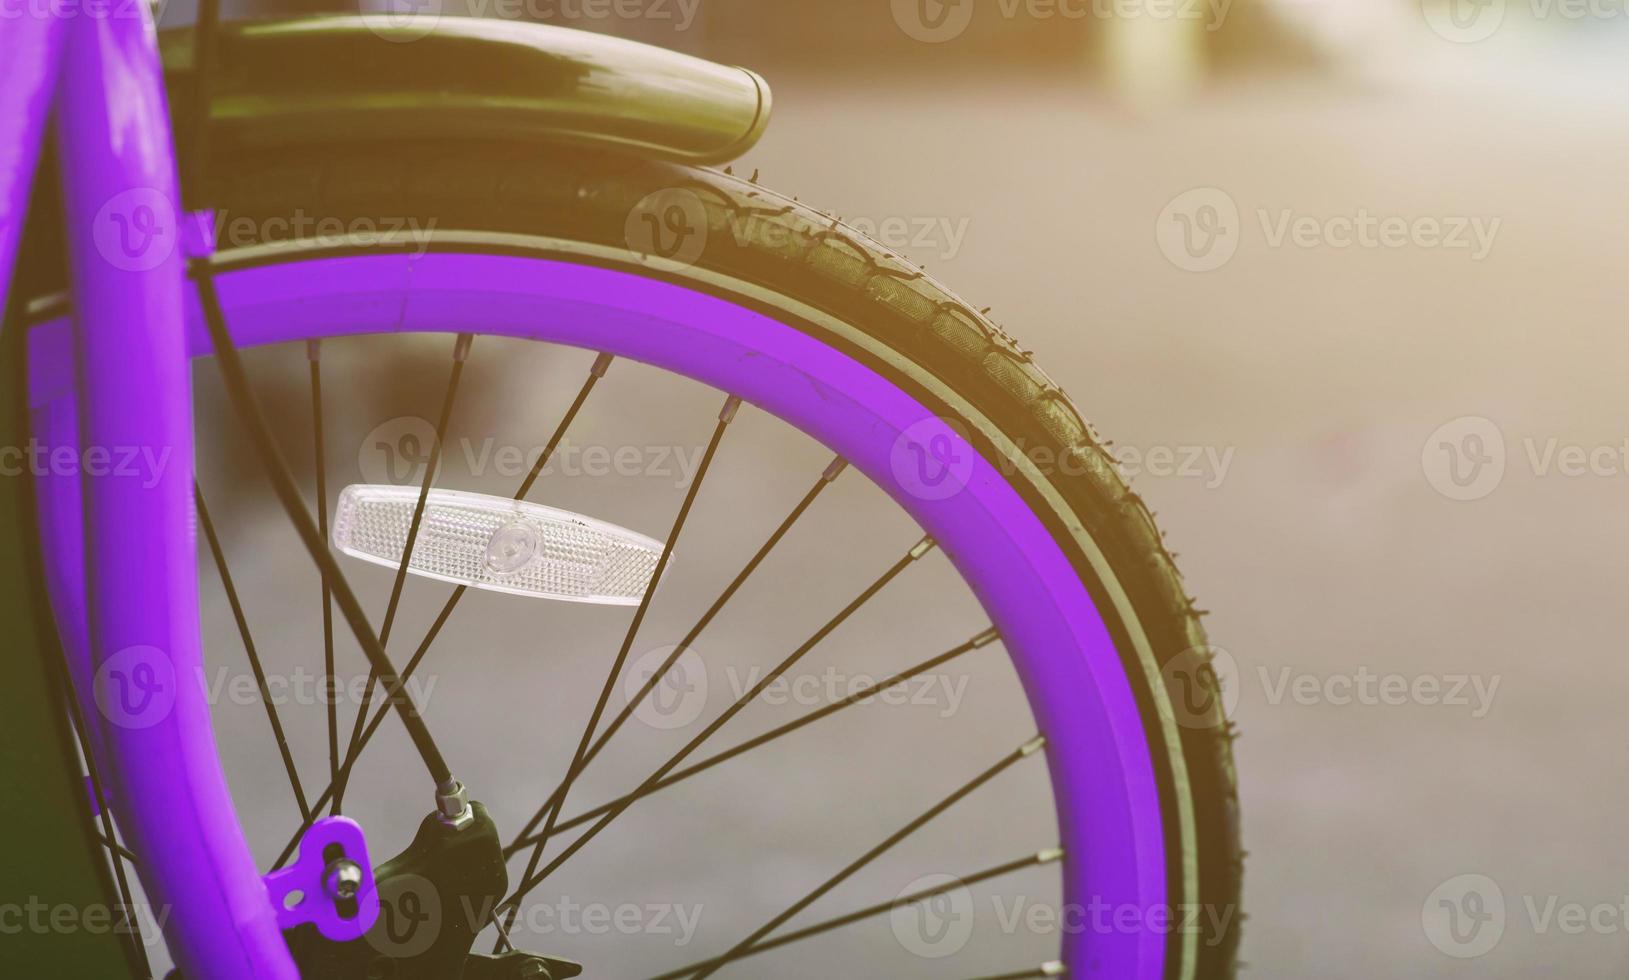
[324,859,363,901]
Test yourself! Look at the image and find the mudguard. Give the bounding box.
[161,16,771,166]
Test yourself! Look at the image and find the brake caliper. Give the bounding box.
[272,805,580,980]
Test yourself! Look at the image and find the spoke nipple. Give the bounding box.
[306,338,322,363]
[1019,735,1047,757]
[719,395,743,423]
[590,352,615,378]
[453,333,475,363]
[1041,961,1066,976]
[970,626,1000,648]
[908,536,936,561]
[435,778,475,831]
[1036,846,1065,865]
[822,456,849,483]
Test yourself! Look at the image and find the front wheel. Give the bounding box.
[25,138,1240,979]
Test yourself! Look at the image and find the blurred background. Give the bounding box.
[136,0,1629,977]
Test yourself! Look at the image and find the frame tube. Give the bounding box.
[54,10,297,978]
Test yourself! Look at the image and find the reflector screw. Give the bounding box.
[486,520,541,574]
[324,859,362,901]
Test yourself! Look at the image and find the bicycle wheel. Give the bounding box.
[22,128,1239,979]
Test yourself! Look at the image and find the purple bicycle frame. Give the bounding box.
[1,11,300,979]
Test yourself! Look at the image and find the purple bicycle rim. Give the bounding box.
[31,251,1167,977]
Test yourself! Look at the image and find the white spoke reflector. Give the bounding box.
[332,485,665,604]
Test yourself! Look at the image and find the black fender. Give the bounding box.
[162,16,771,166]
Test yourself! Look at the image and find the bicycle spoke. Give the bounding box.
[684,736,1047,980]
[508,626,1000,854]
[499,394,741,947]
[58,684,151,976]
[514,352,613,500]
[96,831,141,867]
[271,355,612,870]
[270,585,465,870]
[496,536,938,915]
[336,332,471,814]
[505,454,846,855]
[962,965,1066,980]
[196,485,311,821]
[647,847,1060,979]
[309,340,339,793]
[194,264,454,790]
